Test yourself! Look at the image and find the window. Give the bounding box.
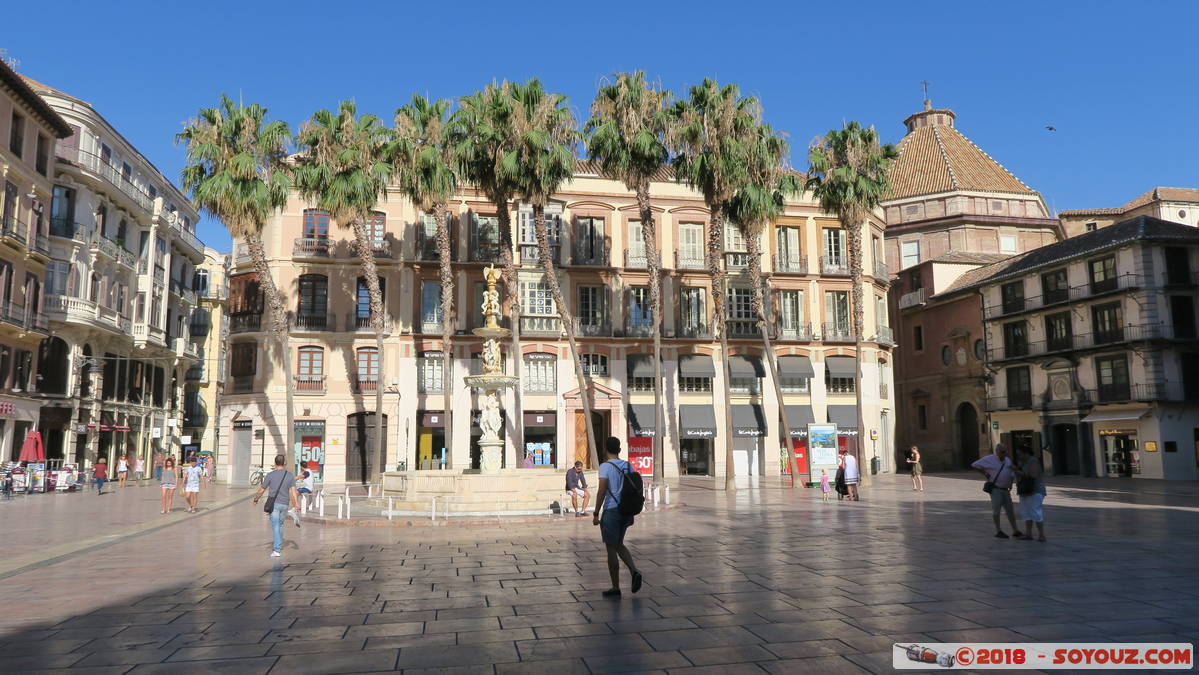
[35,135,48,175]
[297,274,328,317]
[917,404,927,430]
[941,346,952,366]
[577,285,606,329]
[471,213,501,261]
[1096,355,1130,401]
[367,211,385,242]
[1001,281,1025,314]
[913,325,924,351]
[777,290,804,334]
[575,217,604,264]
[1003,321,1029,357]
[1041,268,1069,304]
[417,213,439,259]
[520,279,555,316]
[823,229,846,266]
[627,286,652,328]
[1089,255,1117,293]
[229,273,262,314]
[303,209,330,238]
[121,162,132,183]
[13,350,32,391]
[1045,312,1073,351]
[296,346,324,388]
[729,375,761,395]
[51,186,75,233]
[826,370,856,394]
[777,227,803,269]
[680,375,713,392]
[679,287,706,336]
[356,347,379,383]
[231,342,257,376]
[46,261,70,296]
[580,353,608,377]
[875,295,887,328]
[356,277,386,323]
[518,210,562,245]
[629,376,656,392]
[723,222,746,252]
[1092,302,1123,344]
[523,354,556,393]
[627,220,646,263]
[1006,366,1031,407]
[1085,222,1098,232]
[9,112,24,156]
[824,290,849,337]
[193,269,210,294]
[678,222,704,266]
[417,355,444,393]
[901,240,920,268]
[780,376,809,394]
[421,281,442,332]
[999,234,1018,254]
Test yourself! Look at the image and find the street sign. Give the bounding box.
[992,421,999,430]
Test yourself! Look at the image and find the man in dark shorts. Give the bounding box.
[566,460,590,516]
[593,437,643,597]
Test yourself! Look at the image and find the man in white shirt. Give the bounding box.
[972,444,1024,539]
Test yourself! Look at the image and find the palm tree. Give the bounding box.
[727,122,803,485]
[506,78,599,470]
[806,122,897,483]
[448,82,525,467]
[584,71,672,481]
[177,95,295,465]
[670,79,758,491]
[292,101,393,482]
[393,95,458,472]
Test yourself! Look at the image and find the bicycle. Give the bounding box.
[249,466,268,486]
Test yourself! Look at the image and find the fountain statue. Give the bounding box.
[462,265,519,474]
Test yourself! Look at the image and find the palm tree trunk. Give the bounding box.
[244,230,295,469]
[350,220,386,483]
[707,208,736,491]
[434,208,455,471]
[532,204,599,470]
[746,231,798,486]
[845,210,867,486]
[497,202,523,468]
[635,186,666,483]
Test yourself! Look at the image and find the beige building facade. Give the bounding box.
[1059,187,1199,237]
[219,168,896,484]
[183,247,226,471]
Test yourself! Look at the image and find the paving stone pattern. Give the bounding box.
[1,473,1198,673]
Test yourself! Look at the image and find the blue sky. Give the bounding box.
[5,0,1197,252]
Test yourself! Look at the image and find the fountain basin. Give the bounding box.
[463,374,519,389]
[472,326,511,340]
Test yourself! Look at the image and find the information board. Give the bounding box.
[807,424,840,480]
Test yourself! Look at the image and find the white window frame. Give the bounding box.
[523,356,556,393]
[417,357,444,393]
[824,228,846,266]
[901,240,920,268]
[520,279,556,316]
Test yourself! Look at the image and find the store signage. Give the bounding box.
[233,419,253,429]
[526,352,555,360]
[152,428,163,438]
[992,421,1000,430]
[1098,429,1136,436]
[181,435,192,444]
[733,426,765,437]
[870,429,879,440]
[75,424,87,433]
[682,428,715,438]
[1144,441,1158,452]
[420,351,444,358]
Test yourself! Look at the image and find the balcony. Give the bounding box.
[677,322,710,339]
[776,322,813,341]
[352,375,379,393]
[1084,382,1193,403]
[1002,296,1025,315]
[89,235,119,261]
[821,322,855,342]
[985,394,1033,411]
[365,238,391,258]
[874,260,889,280]
[898,288,926,309]
[724,251,749,270]
[235,243,252,264]
[229,312,263,334]
[185,365,205,382]
[773,254,807,274]
[821,256,849,276]
[520,244,559,266]
[69,149,154,211]
[1,215,28,247]
[574,317,612,337]
[291,313,335,332]
[132,321,168,347]
[874,325,895,346]
[229,375,256,394]
[624,248,647,269]
[624,318,656,338]
[675,251,705,270]
[725,318,761,338]
[295,375,325,393]
[470,242,505,263]
[197,285,227,300]
[572,246,609,267]
[983,274,1145,320]
[346,312,392,333]
[33,232,49,257]
[520,315,560,337]
[420,319,443,335]
[169,279,196,304]
[1,300,25,328]
[293,237,331,257]
[50,217,89,241]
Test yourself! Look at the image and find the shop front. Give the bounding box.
[679,404,715,476]
[294,420,326,479]
[626,403,656,475]
[522,411,556,467]
[782,404,814,480]
[1081,408,1150,477]
[1,398,41,464]
[827,404,860,462]
[731,403,766,476]
[416,411,446,469]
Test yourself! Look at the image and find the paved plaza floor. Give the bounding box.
[0,472,1197,673]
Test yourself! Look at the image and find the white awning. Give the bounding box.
[1081,409,1150,423]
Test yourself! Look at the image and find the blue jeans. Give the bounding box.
[269,502,289,553]
[154,466,163,481]
[95,478,107,493]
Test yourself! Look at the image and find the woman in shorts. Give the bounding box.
[116,455,129,488]
[907,445,924,492]
[160,457,178,514]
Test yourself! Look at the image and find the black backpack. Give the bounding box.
[607,460,645,516]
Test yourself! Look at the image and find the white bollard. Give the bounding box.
[318,492,325,517]
[346,496,352,519]
[431,496,437,522]
[337,495,344,519]
[653,485,660,507]
[664,485,670,505]
[387,496,393,521]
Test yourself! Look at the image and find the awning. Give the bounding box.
[680,404,716,438]
[778,355,814,378]
[728,355,765,378]
[732,404,766,437]
[784,405,815,437]
[627,404,658,437]
[678,354,715,378]
[626,354,655,378]
[1081,409,1150,423]
[825,356,856,377]
[827,404,858,428]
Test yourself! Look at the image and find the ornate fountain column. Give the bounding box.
[463,266,518,474]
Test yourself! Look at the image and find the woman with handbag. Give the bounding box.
[1015,447,1047,542]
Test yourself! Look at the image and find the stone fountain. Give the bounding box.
[461,265,518,474]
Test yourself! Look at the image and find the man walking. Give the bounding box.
[253,454,300,558]
[182,455,204,513]
[153,450,164,482]
[972,443,1024,539]
[593,437,643,597]
[566,461,590,516]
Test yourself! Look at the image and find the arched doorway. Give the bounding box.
[347,412,387,484]
[957,402,980,468]
[37,337,70,394]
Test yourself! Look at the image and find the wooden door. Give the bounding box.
[574,410,590,468]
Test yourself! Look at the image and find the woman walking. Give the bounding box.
[160,457,178,514]
[1015,447,1047,542]
[116,455,129,488]
[907,445,924,491]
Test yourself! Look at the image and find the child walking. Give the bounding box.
[820,469,832,502]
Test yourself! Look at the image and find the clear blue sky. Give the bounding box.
[5,0,1197,252]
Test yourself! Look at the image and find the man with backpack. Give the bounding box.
[593,436,644,597]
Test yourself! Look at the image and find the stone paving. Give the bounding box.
[0,473,1197,673]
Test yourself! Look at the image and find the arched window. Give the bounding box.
[37,337,70,395]
[296,346,324,391]
[303,209,330,239]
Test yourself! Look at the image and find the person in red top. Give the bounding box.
[93,458,108,495]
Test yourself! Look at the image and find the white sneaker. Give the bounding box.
[289,508,301,528]
[270,551,281,558]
